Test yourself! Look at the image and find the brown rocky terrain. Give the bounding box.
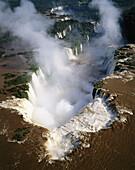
[0,44,135,169]
[94,44,135,117]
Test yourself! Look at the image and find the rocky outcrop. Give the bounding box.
[93,44,135,119]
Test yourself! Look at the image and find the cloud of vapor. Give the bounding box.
[0,0,93,129]
[0,0,122,130]
[87,0,122,75]
[91,0,122,45]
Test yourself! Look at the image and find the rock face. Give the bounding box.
[93,44,135,120]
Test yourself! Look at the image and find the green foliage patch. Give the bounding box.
[12,127,31,141]
[14,91,29,99]
[5,54,16,58]
[2,73,16,79]
[4,75,32,86]
[7,84,29,92]
[94,80,105,89]
[12,134,23,141]
[29,62,39,73]
[118,55,126,59]
[14,127,29,132]
[122,61,135,66]
[48,19,94,55]
[126,53,133,57]
[0,51,5,58]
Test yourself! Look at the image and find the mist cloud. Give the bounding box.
[0,0,122,130]
[86,0,122,76]
[91,0,122,45]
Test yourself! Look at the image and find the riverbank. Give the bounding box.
[0,44,135,169]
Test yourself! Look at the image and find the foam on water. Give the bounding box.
[0,97,33,123]
[46,97,117,160]
[0,94,118,160]
[28,66,94,130]
[0,0,124,161]
[0,68,133,160]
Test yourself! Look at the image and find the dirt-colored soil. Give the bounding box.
[0,44,135,170]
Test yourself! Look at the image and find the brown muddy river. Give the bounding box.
[0,45,135,170]
[0,107,135,170]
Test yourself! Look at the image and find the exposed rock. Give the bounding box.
[93,44,135,117]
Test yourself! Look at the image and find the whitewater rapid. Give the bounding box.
[0,0,124,161]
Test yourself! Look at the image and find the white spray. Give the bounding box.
[0,0,121,132]
[0,0,93,130]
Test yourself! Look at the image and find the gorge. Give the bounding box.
[0,0,134,168]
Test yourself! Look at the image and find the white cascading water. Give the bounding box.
[0,0,123,160]
[28,55,94,130]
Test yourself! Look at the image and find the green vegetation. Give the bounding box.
[0,51,5,58]
[0,84,29,99]
[0,50,37,100]
[114,65,123,71]
[114,45,135,71]
[126,52,133,57]
[122,61,135,66]
[0,31,18,44]
[114,51,119,56]
[15,51,38,73]
[117,55,126,59]
[2,73,16,79]
[4,75,32,86]
[113,0,135,8]
[3,74,31,100]
[4,0,135,11]
[17,51,32,56]
[12,131,30,141]
[12,127,31,141]
[48,19,94,54]
[5,54,16,58]
[7,85,29,92]
[22,131,31,137]
[123,45,132,49]
[0,89,8,95]
[29,62,39,73]
[122,6,135,43]
[14,127,29,132]
[127,66,135,70]
[94,80,105,89]
[0,31,13,44]
[12,134,23,141]
[14,91,28,99]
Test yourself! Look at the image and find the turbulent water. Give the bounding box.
[28,59,94,130]
[0,0,123,160]
[28,43,116,131]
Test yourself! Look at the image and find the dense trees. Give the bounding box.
[122,6,135,43]
[48,19,94,54]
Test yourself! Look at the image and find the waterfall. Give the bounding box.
[65,47,77,60]
[80,43,83,52]
[75,47,78,56]
[63,30,66,37]
[0,0,123,161]
[69,25,72,31]
[87,35,89,41]
[27,47,93,130]
[57,32,63,39]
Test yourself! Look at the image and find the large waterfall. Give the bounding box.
[28,52,94,130]
[0,0,122,161]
